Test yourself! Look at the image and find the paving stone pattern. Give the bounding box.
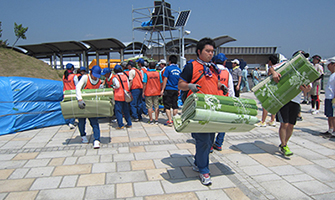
[0,92,334,199]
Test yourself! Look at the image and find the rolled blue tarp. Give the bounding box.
[0,76,66,135]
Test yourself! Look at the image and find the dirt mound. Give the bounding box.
[0,48,63,81]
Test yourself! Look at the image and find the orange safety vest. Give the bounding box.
[105,74,115,88]
[114,74,129,101]
[63,74,76,91]
[160,67,166,82]
[84,75,101,89]
[218,69,229,96]
[144,71,161,96]
[186,61,220,98]
[125,68,143,90]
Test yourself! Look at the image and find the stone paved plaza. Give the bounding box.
[0,92,334,200]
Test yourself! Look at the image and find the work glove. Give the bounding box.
[78,100,86,109]
[188,83,201,93]
[221,84,228,95]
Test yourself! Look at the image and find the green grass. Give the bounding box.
[0,48,63,81]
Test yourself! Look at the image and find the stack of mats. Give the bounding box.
[60,88,114,119]
[173,93,259,133]
[251,53,321,115]
[0,77,66,135]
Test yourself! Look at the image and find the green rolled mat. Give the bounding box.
[63,88,114,102]
[252,53,321,114]
[191,101,257,116]
[182,93,257,114]
[173,115,256,133]
[181,108,259,124]
[60,100,114,119]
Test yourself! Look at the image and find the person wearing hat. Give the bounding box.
[75,65,103,149]
[77,66,87,81]
[124,60,144,121]
[101,68,113,88]
[143,61,162,124]
[210,53,234,153]
[252,67,260,86]
[310,55,324,115]
[111,65,132,129]
[321,58,335,136]
[62,63,78,129]
[240,65,250,92]
[231,59,242,97]
[136,58,147,77]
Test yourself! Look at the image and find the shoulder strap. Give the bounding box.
[117,74,125,89]
[194,70,205,84]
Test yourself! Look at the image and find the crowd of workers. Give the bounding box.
[62,37,332,186]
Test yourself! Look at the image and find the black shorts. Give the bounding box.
[163,90,179,110]
[276,101,300,125]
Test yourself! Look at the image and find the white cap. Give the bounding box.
[231,59,240,65]
[158,59,166,65]
[245,66,248,69]
[326,58,335,66]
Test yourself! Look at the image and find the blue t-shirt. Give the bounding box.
[143,69,163,83]
[163,64,181,91]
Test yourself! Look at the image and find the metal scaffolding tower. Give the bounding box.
[132,1,180,61]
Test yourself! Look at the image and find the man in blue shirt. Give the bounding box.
[160,55,181,126]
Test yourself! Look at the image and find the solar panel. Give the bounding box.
[175,10,191,27]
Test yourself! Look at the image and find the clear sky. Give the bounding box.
[1,0,335,59]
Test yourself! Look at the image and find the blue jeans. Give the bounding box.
[65,118,75,125]
[214,132,226,147]
[253,79,259,86]
[78,118,100,141]
[192,133,215,174]
[240,78,250,91]
[141,96,148,115]
[130,89,143,120]
[115,101,132,128]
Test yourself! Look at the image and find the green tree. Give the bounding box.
[0,21,9,47]
[12,22,28,48]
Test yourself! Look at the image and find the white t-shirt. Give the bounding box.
[76,74,100,100]
[325,72,335,99]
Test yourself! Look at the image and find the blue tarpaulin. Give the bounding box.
[0,77,66,135]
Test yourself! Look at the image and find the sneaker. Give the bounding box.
[301,100,307,104]
[93,140,100,149]
[296,116,303,121]
[192,165,199,172]
[213,144,222,151]
[267,121,276,127]
[111,119,117,123]
[148,120,154,125]
[255,121,266,127]
[125,125,132,128]
[320,131,332,136]
[116,126,124,130]
[81,136,89,144]
[312,110,319,115]
[310,108,315,113]
[279,145,293,156]
[199,173,212,186]
[154,121,159,125]
[68,124,75,129]
[164,121,173,126]
[134,118,139,122]
[210,146,213,153]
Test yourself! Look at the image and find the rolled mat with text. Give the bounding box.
[173,93,258,133]
[251,52,321,115]
[61,88,114,119]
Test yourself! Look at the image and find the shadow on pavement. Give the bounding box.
[160,154,234,184]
